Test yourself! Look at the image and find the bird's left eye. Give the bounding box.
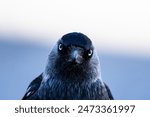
[88,49,93,57]
[58,44,63,51]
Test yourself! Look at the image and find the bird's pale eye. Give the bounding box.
[58,44,63,51]
[88,49,93,57]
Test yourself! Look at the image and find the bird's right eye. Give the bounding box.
[58,43,63,51]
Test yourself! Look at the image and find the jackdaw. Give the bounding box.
[22,32,114,100]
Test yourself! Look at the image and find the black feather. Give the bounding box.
[22,74,43,100]
[104,82,114,100]
[60,32,93,50]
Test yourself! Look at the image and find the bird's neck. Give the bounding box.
[43,66,100,84]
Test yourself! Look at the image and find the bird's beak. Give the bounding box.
[68,48,83,64]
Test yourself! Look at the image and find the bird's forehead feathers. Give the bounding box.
[60,32,93,50]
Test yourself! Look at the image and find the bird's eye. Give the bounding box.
[88,49,93,57]
[58,44,63,51]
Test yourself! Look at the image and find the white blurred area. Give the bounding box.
[0,0,150,58]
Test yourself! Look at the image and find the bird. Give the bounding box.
[22,32,114,100]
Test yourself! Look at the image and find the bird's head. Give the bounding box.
[57,32,94,65]
[45,32,101,81]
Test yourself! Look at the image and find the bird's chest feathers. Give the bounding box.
[40,78,100,100]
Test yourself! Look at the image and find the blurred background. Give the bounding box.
[0,0,150,99]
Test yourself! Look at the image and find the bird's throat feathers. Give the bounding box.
[43,58,101,83]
